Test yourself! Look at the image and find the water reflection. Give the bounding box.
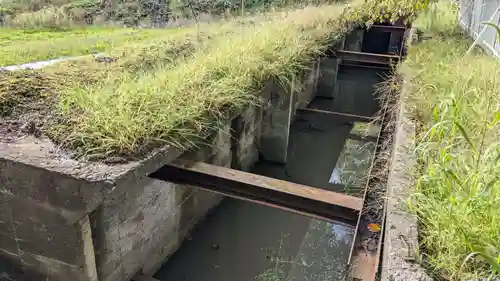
[329,139,376,196]
[286,220,354,281]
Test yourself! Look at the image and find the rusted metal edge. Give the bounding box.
[346,25,410,281]
[340,62,392,71]
[335,50,400,66]
[366,24,407,33]
[369,25,413,279]
[150,160,362,224]
[296,107,375,123]
[346,98,390,281]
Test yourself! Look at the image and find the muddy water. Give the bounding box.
[154,66,383,281]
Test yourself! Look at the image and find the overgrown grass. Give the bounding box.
[401,2,500,280]
[1,0,430,160]
[47,3,355,158]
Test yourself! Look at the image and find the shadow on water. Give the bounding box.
[154,199,354,281]
[154,65,386,281]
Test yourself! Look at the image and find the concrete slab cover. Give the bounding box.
[1,53,180,195]
[0,54,104,71]
[0,135,183,185]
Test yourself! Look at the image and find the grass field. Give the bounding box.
[401,2,500,280]
[0,27,193,66]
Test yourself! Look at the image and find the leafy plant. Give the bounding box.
[482,21,500,45]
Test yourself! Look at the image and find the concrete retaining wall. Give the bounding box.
[260,59,321,163]
[380,99,432,281]
[0,57,326,281]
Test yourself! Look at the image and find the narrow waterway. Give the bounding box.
[154,65,385,281]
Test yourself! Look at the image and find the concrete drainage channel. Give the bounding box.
[0,22,420,281]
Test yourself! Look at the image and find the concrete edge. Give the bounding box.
[0,53,106,71]
[1,54,187,187]
[380,97,433,281]
[0,136,184,185]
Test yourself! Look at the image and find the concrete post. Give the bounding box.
[316,37,346,99]
[260,77,296,164]
[389,31,405,55]
[344,29,364,52]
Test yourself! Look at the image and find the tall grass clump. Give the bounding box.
[402,1,500,280]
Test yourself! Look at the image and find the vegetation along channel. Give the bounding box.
[1,0,499,281]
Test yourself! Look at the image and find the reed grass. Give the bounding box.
[1,0,430,160]
[401,2,500,279]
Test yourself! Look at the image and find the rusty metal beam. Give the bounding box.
[296,107,375,123]
[367,24,407,33]
[150,159,363,224]
[340,62,391,71]
[335,50,400,65]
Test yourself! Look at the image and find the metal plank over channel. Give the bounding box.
[296,107,375,123]
[150,159,363,224]
[367,24,407,33]
[340,63,391,71]
[335,50,400,65]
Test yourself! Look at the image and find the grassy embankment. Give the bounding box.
[400,2,500,280]
[1,0,429,161]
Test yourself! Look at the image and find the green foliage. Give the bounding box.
[482,21,500,45]
[401,2,500,280]
[0,0,435,160]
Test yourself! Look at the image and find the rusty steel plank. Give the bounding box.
[340,62,391,71]
[296,107,375,123]
[367,24,407,33]
[150,160,363,224]
[353,26,413,281]
[335,50,400,65]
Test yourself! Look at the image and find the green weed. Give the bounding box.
[401,1,500,280]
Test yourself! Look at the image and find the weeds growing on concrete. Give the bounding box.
[399,1,500,280]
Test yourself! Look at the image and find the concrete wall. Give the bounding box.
[260,59,321,164]
[0,59,323,281]
[91,122,233,281]
[317,38,346,100]
[0,158,102,281]
[380,99,432,281]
